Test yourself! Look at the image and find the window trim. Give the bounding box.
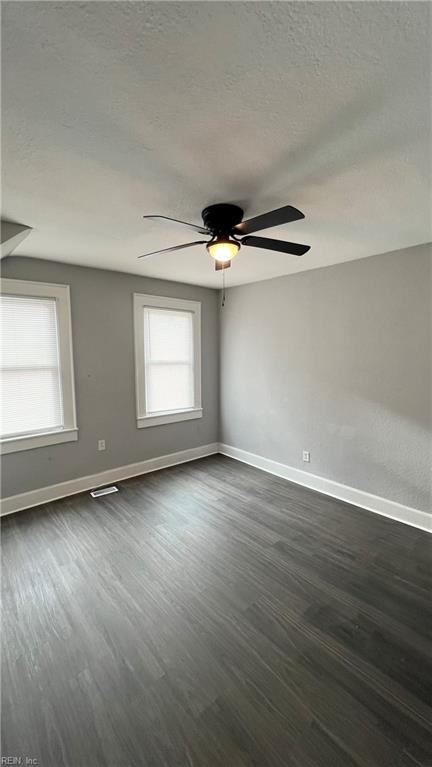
[0,278,78,454]
[133,293,202,428]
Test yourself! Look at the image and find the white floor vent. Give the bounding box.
[90,486,119,498]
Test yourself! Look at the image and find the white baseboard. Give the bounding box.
[3,442,430,533]
[219,443,431,534]
[0,443,219,517]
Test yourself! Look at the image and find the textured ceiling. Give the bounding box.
[2,2,431,288]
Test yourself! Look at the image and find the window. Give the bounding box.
[0,279,77,454]
[134,294,202,427]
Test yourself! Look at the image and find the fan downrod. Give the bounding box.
[201,204,243,235]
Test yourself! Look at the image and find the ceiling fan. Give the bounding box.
[138,203,310,270]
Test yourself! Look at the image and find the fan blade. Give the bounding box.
[143,215,208,235]
[233,205,305,235]
[241,236,310,256]
[215,260,231,271]
[138,240,207,259]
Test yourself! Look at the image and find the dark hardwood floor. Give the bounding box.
[2,455,431,767]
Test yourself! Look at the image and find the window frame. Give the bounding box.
[133,293,202,428]
[0,278,78,454]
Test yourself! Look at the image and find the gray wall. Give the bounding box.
[3,246,431,512]
[2,257,219,497]
[220,244,431,513]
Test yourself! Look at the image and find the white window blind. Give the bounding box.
[143,307,194,414]
[0,295,64,438]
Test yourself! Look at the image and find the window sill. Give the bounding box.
[0,427,79,455]
[137,408,203,429]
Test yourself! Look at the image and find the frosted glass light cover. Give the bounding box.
[207,239,239,262]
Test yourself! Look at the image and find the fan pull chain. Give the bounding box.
[221,267,226,307]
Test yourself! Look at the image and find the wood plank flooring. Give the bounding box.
[2,454,431,766]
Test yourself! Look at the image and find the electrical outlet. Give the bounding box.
[98,439,106,451]
[302,450,310,463]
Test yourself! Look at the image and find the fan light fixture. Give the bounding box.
[206,236,240,263]
[139,203,311,269]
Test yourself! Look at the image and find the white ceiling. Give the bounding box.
[2,2,431,288]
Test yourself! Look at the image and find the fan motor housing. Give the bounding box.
[201,204,243,235]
